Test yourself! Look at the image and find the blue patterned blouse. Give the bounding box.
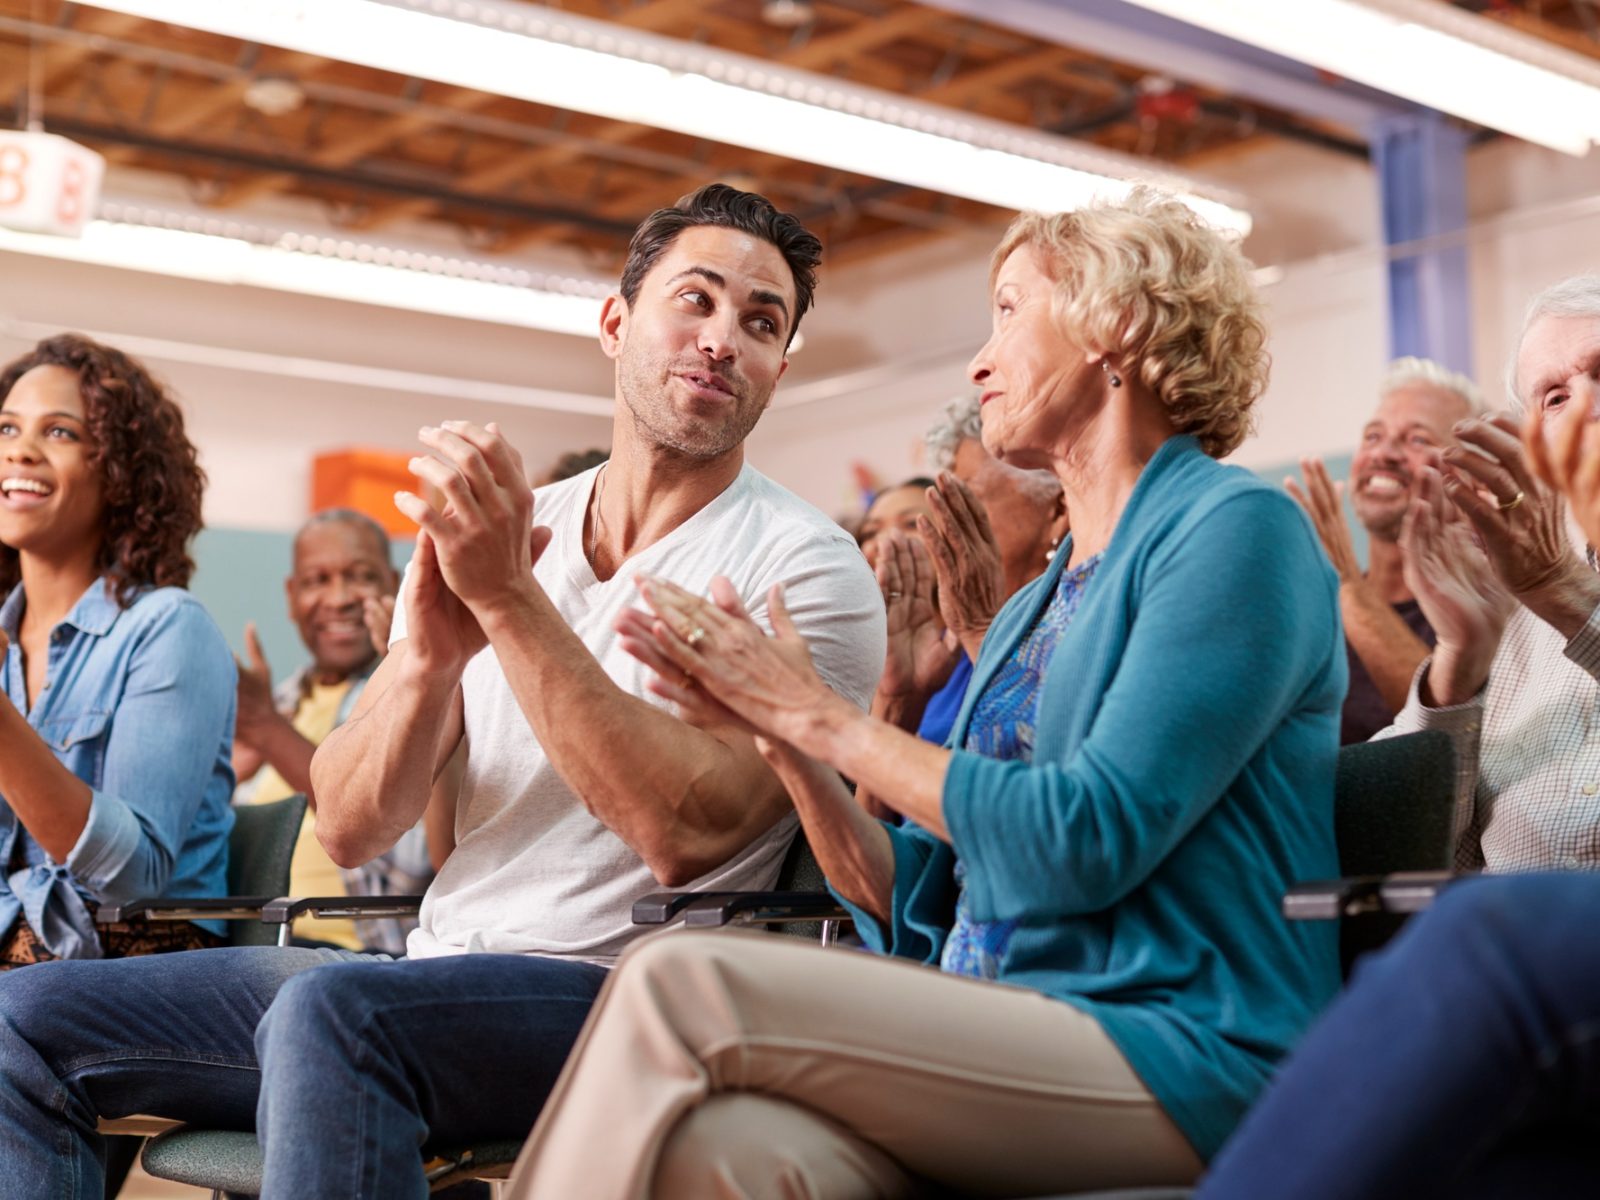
[939,553,1101,979]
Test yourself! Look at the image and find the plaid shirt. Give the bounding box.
[1383,601,1600,871]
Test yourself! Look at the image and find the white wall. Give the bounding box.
[1467,141,1600,407]
[0,248,617,531]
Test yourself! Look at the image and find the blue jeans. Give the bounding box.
[1198,873,1600,1199]
[0,945,608,1199]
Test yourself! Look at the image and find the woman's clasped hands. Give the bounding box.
[615,574,851,753]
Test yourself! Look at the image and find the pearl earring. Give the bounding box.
[1101,359,1122,388]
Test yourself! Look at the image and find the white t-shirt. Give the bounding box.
[395,463,884,962]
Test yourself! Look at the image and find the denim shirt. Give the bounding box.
[0,579,236,957]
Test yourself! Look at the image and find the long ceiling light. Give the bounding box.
[77,0,1251,233]
[1115,0,1600,157]
[0,202,611,334]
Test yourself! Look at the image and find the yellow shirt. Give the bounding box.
[245,680,361,949]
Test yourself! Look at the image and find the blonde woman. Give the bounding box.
[510,193,1346,1199]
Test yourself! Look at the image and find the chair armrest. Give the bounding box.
[1378,870,1459,913]
[680,891,851,929]
[632,891,745,925]
[1282,877,1383,921]
[1285,871,1464,921]
[97,896,278,924]
[260,895,426,925]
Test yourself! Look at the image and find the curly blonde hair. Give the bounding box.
[991,190,1269,459]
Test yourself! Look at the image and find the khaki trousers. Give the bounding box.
[507,930,1202,1200]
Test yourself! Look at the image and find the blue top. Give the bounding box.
[0,579,236,955]
[915,652,972,746]
[942,554,1100,979]
[834,435,1345,1160]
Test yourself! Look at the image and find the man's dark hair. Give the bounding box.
[618,183,822,348]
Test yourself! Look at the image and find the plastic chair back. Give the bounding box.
[1333,731,1455,971]
[226,794,308,947]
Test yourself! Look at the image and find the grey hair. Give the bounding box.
[1506,274,1600,411]
[1379,356,1483,416]
[925,393,984,472]
[295,507,393,568]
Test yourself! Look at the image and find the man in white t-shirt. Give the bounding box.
[0,184,884,1199]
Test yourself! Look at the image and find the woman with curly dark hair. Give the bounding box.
[0,333,235,967]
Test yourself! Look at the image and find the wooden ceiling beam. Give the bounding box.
[100,50,323,167]
[782,5,950,69]
[1489,7,1600,63]
[195,0,731,219]
[601,0,730,33]
[351,3,953,232]
[921,46,1112,107]
[0,11,144,98]
[215,84,501,207]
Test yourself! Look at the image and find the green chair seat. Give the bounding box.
[141,1129,262,1196]
[141,1125,527,1196]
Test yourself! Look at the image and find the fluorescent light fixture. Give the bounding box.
[0,204,611,334]
[78,0,1251,233]
[1116,0,1600,156]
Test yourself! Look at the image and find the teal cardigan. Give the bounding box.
[836,435,1345,1160]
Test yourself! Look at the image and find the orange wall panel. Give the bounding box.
[310,449,417,537]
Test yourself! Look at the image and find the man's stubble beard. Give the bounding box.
[1354,492,1406,545]
[617,345,770,460]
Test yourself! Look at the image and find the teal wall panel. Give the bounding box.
[1252,450,1368,570]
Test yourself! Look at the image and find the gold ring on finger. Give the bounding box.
[887,591,904,600]
[685,625,708,648]
[1497,490,1526,512]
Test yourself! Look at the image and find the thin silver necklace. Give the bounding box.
[587,463,607,565]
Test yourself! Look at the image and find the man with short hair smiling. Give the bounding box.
[234,508,424,954]
[1288,357,1482,742]
[0,185,884,1199]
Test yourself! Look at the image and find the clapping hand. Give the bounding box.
[364,594,397,658]
[398,530,494,678]
[233,622,280,745]
[1286,457,1362,581]
[876,531,959,703]
[395,421,546,613]
[1526,398,1600,550]
[1439,414,1576,600]
[919,472,1005,659]
[1401,466,1516,706]
[623,575,847,749]
[394,421,552,677]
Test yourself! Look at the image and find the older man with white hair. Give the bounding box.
[1378,274,1600,872]
[1289,357,1483,743]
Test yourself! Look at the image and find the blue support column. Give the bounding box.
[1373,114,1474,374]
